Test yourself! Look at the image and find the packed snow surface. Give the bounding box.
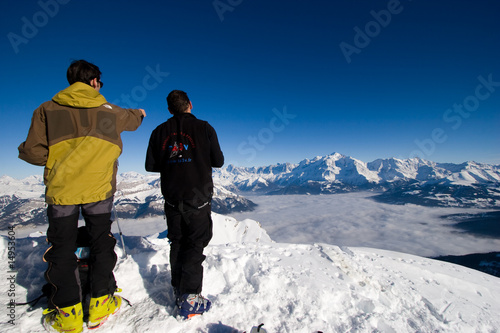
[1,213,499,332]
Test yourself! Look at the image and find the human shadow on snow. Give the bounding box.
[121,233,177,315]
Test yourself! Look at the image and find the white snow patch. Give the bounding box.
[1,213,500,332]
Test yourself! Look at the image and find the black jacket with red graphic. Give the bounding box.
[145,113,224,204]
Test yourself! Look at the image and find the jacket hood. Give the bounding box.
[52,82,107,108]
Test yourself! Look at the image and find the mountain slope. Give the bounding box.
[1,213,499,332]
[0,175,46,228]
[0,173,256,229]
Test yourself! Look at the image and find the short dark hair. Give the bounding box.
[167,90,191,114]
[66,59,102,86]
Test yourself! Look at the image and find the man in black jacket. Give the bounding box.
[145,90,224,319]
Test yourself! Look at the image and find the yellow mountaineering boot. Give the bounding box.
[42,303,84,333]
[87,292,122,329]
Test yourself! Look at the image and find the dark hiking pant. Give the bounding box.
[165,200,213,295]
[44,197,117,308]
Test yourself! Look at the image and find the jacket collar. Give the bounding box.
[173,112,196,118]
[52,82,107,108]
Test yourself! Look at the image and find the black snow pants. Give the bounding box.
[165,200,213,295]
[43,197,117,308]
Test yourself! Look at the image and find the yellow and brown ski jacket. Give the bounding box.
[18,82,144,205]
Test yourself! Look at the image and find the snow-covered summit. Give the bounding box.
[1,213,499,332]
[367,157,500,183]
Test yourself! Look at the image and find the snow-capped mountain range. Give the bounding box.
[215,152,500,207]
[1,152,499,229]
[216,152,500,189]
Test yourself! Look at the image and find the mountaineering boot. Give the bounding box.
[87,293,122,329]
[178,293,211,319]
[42,303,84,333]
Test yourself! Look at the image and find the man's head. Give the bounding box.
[167,90,192,114]
[66,60,103,90]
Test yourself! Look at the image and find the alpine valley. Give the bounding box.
[1,152,499,230]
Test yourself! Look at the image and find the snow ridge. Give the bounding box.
[1,213,499,332]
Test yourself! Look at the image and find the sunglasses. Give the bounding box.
[94,77,103,88]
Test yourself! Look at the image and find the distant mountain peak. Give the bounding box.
[215,153,500,206]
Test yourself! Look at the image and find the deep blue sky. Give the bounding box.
[1,0,499,178]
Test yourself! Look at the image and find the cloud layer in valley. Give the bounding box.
[230,193,500,258]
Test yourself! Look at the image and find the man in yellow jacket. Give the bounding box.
[18,59,146,332]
